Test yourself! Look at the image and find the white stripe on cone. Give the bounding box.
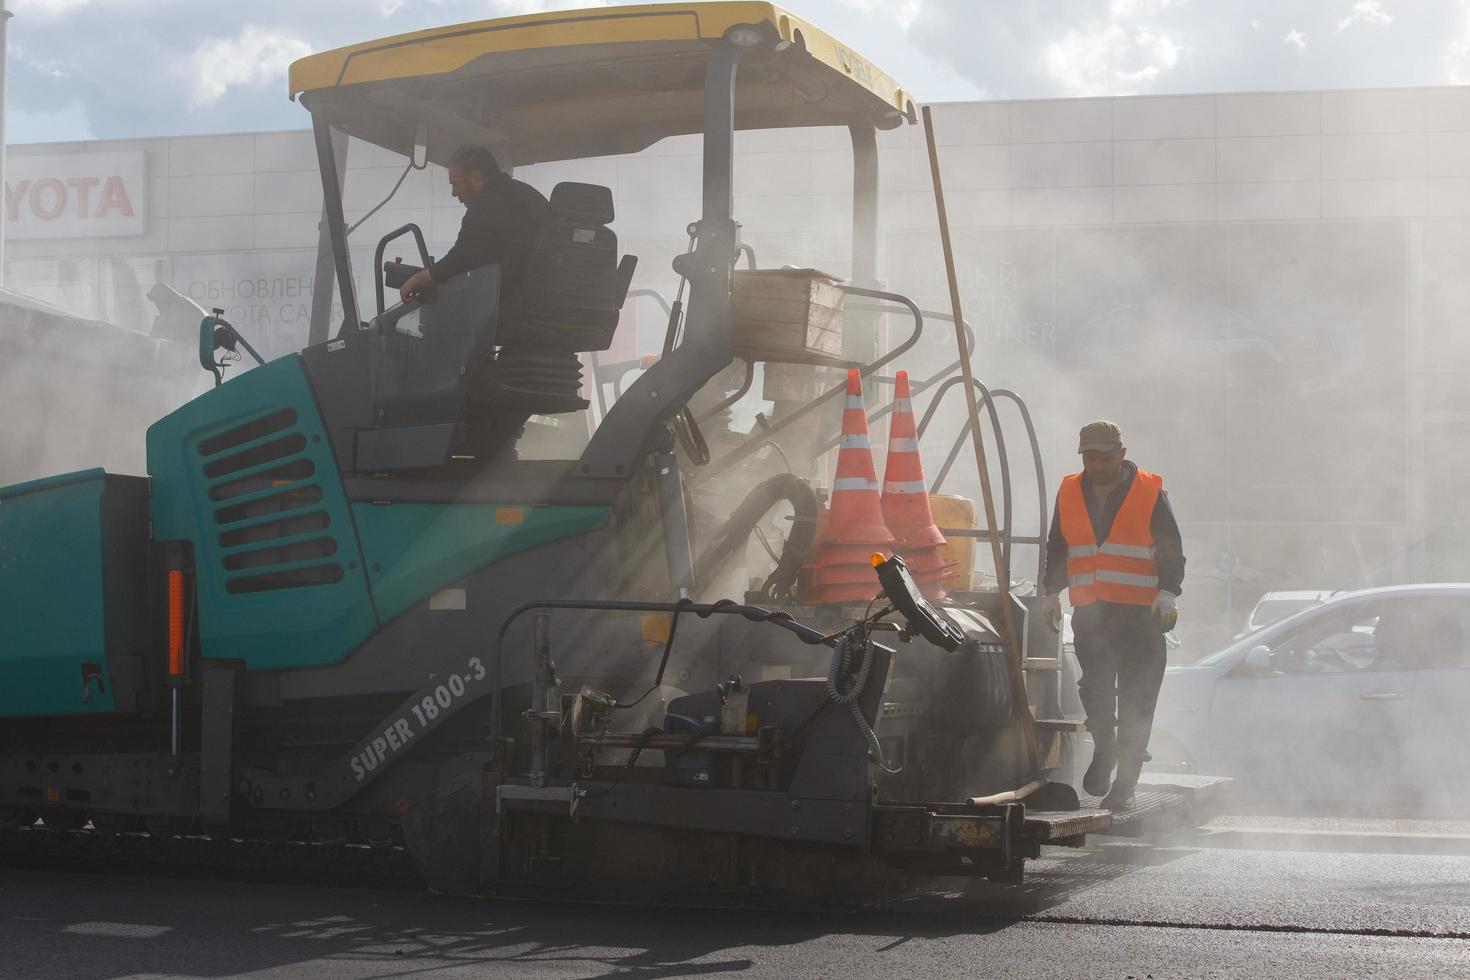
[888,437,919,453]
[839,434,870,450]
[883,480,927,494]
[833,477,880,492]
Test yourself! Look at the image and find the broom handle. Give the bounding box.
[922,106,1042,776]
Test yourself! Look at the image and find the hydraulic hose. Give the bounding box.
[826,629,902,774]
[693,473,817,600]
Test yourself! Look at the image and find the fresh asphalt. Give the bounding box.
[3,819,1469,979]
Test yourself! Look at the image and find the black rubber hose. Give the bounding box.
[693,474,818,600]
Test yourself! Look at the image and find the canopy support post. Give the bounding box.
[578,34,751,480]
[847,123,880,364]
[310,105,362,337]
[309,126,350,345]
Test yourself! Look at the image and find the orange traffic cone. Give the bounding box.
[881,371,955,596]
[804,370,894,605]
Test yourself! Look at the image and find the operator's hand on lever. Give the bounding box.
[1040,593,1062,634]
[400,267,436,305]
[1151,591,1179,633]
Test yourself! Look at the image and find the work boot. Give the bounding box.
[1100,785,1134,812]
[1083,734,1116,798]
[1102,757,1144,812]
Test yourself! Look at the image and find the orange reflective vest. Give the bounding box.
[1058,468,1163,607]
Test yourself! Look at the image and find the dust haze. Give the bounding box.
[4,93,1468,816]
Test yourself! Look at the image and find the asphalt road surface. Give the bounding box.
[4,820,1470,979]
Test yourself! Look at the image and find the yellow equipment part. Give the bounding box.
[930,493,976,590]
[288,2,915,167]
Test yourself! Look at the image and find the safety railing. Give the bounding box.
[915,379,1049,586]
[691,284,926,485]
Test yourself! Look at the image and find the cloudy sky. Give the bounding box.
[6,0,1470,144]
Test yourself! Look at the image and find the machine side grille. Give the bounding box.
[199,410,342,595]
[198,407,297,456]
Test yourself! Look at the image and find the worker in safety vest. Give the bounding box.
[1039,420,1185,810]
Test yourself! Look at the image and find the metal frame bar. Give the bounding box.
[695,360,754,424]
[811,303,975,448]
[308,127,349,346]
[372,223,432,315]
[918,380,1050,585]
[847,123,880,364]
[576,38,746,480]
[692,284,925,485]
[587,288,675,413]
[309,105,363,336]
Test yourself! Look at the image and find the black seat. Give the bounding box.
[515,182,634,352]
[488,181,637,415]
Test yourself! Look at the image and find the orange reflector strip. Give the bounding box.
[495,507,526,525]
[168,570,185,677]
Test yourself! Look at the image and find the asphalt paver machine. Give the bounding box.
[0,2,1223,905]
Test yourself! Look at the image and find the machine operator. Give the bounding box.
[1039,420,1185,811]
[399,144,551,312]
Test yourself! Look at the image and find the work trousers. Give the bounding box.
[1072,601,1167,789]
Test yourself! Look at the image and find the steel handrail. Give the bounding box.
[915,377,1012,582]
[372,223,432,315]
[920,381,1049,585]
[587,288,674,404]
[692,284,925,484]
[811,310,976,453]
[696,360,755,424]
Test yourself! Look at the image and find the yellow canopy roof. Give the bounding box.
[289,2,915,166]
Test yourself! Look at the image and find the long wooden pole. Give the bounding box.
[922,106,1042,776]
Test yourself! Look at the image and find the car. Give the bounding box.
[1235,589,1344,638]
[1147,584,1470,809]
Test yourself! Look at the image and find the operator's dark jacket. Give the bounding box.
[1042,460,1185,599]
[429,172,551,299]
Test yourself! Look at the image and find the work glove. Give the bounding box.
[1151,591,1179,633]
[1040,593,1062,633]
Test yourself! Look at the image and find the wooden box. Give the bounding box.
[732,269,846,365]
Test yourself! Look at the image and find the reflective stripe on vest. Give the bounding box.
[1096,569,1159,588]
[1057,467,1164,607]
[1099,542,1156,560]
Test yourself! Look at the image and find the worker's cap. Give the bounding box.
[1077,420,1123,453]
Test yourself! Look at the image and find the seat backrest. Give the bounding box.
[517,182,624,352]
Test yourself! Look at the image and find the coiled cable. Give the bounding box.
[826,628,902,774]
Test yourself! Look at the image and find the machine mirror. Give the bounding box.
[411,124,429,170]
[1242,644,1273,675]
